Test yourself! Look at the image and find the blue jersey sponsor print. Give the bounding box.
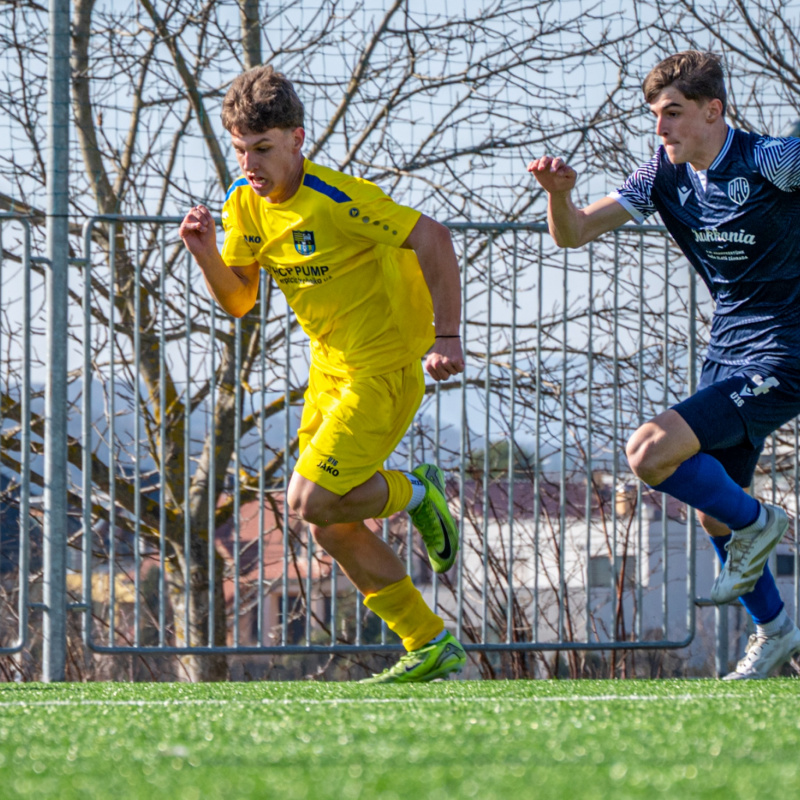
[611,127,800,369]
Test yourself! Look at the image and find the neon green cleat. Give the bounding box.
[360,632,466,684]
[408,463,459,573]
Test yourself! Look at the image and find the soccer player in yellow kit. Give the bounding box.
[179,66,466,682]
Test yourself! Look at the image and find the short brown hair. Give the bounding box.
[643,51,727,115]
[221,65,304,133]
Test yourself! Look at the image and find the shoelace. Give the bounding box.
[724,534,755,572]
[736,633,765,671]
[372,647,427,678]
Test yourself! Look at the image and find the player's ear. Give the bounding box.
[705,98,723,122]
[291,126,305,152]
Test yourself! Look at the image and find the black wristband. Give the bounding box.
[435,335,461,339]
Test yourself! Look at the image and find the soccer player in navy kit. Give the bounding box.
[528,50,800,679]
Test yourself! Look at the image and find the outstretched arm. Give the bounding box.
[402,214,465,382]
[528,156,632,247]
[178,204,261,318]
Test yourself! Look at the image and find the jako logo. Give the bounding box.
[316,457,339,476]
[244,234,261,243]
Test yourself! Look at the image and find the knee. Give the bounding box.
[286,481,305,516]
[287,482,334,527]
[296,496,336,527]
[625,428,663,485]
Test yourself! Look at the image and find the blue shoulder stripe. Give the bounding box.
[303,173,352,203]
[225,177,250,201]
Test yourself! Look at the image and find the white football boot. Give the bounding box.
[711,504,789,604]
[723,616,800,680]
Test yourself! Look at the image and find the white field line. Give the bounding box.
[0,693,787,709]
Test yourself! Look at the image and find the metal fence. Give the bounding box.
[1,213,799,678]
[0,213,33,655]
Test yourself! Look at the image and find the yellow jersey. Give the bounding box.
[221,159,435,377]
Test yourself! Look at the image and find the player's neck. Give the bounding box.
[688,122,729,172]
[266,155,306,204]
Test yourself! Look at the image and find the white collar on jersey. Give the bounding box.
[708,126,734,171]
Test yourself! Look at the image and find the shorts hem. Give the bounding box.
[294,445,382,497]
[672,384,747,452]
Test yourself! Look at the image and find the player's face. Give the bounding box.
[649,86,721,167]
[231,127,305,203]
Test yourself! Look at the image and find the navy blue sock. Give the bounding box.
[651,453,760,530]
[709,534,784,624]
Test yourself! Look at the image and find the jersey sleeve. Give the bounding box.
[329,180,422,247]
[608,152,661,223]
[220,180,259,266]
[754,135,800,191]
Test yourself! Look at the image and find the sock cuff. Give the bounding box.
[363,575,444,651]
[757,606,787,635]
[375,469,413,518]
[651,453,760,531]
[734,503,766,535]
[363,575,415,607]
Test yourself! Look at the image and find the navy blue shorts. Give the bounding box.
[672,360,800,487]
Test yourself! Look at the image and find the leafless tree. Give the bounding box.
[0,0,797,680]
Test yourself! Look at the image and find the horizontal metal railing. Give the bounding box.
[2,212,799,673]
[71,216,710,659]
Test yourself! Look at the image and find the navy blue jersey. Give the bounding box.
[611,127,800,369]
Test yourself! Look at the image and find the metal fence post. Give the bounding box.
[43,0,71,682]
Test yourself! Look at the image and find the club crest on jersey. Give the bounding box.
[293,230,316,255]
[727,177,750,206]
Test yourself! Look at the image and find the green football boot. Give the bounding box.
[408,463,459,573]
[360,632,466,684]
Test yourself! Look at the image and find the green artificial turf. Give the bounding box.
[0,679,797,799]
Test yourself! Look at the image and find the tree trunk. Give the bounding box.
[239,0,262,70]
[167,541,229,682]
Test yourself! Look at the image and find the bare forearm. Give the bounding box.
[547,191,586,248]
[194,249,259,318]
[415,227,461,334]
[179,204,260,318]
[528,157,631,249]
[402,214,465,380]
[547,194,633,249]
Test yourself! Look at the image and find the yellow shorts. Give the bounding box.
[293,360,425,495]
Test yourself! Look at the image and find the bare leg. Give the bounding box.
[309,521,406,595]
[287,472,389,527]
[626,409,701,486]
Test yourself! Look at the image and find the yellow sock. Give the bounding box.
[363,575,444,651]
[376,469,413,518]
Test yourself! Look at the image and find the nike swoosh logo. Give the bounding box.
[434,512,452,560]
